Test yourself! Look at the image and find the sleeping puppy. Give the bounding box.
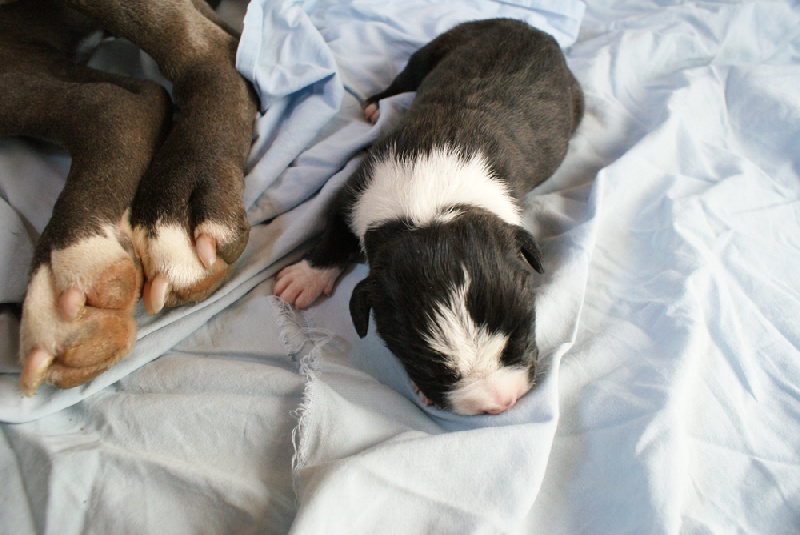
[275,18,583,415]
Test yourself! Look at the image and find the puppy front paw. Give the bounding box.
[19,218,141,395]
[274,260,343,309]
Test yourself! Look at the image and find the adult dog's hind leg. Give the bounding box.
[0,62,171,394]
[64,0,259,314]
[275,201,362,310]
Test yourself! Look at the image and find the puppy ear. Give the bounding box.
[349,277,373,338]
[516,227,545,274]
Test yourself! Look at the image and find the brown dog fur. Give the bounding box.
[0,0,258,394]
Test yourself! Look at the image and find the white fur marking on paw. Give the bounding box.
[20,266,76,358]
[194,221,238,269]
[21,210,137,365]
[134,223,209,289]
[351,146,521,246]
[49,224,130,294]
[194,220,237,247]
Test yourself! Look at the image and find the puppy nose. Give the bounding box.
[485,396,517,415]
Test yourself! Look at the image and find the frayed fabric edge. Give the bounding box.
[267,296,336,500]
[269,295,313,356]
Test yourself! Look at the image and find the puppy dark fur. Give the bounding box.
[275,18,583,415]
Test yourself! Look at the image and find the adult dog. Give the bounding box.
[0,0,258,395]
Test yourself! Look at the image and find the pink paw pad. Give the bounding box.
[274,260,343,309]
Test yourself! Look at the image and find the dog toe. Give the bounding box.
[195,233,217,269]
[274,260,343,309]
[38,305,138,390]
[49,224,142,311]
[19,241,140,396]
[58,287,85,321]
[57,307,136,368]
[44,351,126,390]
[142,273,170,315]
[19,348,55,397]
[364,103,380,124]
[85,256,141,309]
[412,382,433,407]
[134,221,238,312]
[166,259,228,306]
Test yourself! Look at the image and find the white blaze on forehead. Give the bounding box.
[424,271,509,378]
[350,146,521,245]
[424,270,533,415]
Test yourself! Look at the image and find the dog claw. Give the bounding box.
[195,233,217,269]
[144,273,170,314]
[20,348,54,397]
[58,287,85,321]
[133,220,244,311]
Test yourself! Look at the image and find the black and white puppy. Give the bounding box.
[275,18,583,415]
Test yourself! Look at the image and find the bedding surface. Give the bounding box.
[1,0,799,533]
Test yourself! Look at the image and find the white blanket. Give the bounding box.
[1,0,798,533]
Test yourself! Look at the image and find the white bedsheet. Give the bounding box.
[1,0,798,533]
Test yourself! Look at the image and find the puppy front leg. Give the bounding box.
[275,201,362,309]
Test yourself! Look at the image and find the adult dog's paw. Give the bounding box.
[19,221,141,396]
[133,217,249,315]
[274,260,343,310]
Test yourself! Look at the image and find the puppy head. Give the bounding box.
[350,213,543,416]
